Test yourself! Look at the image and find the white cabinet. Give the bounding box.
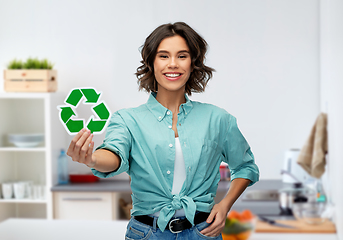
[0,93,66,221]
[53,192,120,220]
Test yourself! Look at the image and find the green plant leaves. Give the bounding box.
[7,59,23,69]
[7,58,54,69]
[222,218,253,234]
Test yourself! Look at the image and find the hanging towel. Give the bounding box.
[297,113,328,178]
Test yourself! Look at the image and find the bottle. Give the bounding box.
[219,165,226,181]
[58,149,69,184]
[315,179,327,202]
[219,163,229,181]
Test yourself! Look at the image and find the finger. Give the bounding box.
[201,212,217,235]
[206,219,225,237]
[205,227,221,237]
[206,210,216,224]
[74,130,91,155]
[201,222,221,237]
[200,220,216,235]
[86,141,95,167]
[79,134,93,163]
[200,225,214,235]
[67,129,86,156]
[87,141,94,158]
[201,213,222,235]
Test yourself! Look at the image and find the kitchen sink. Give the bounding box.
[227,180,296,219]
[239,189,296,220]
[242,189,279,201]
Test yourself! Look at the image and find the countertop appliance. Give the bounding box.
[282,149,311,183]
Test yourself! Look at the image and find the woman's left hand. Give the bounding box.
[200,202,230,237]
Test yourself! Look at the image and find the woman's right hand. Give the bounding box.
[67,129,96,168]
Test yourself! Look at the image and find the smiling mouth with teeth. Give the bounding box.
[164,73,181,77]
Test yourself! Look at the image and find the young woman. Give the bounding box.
[67,22,259,239]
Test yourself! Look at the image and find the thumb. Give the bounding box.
[206,211,216,223]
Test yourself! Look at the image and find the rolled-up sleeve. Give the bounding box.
[223,115,259,186]
[91,111,131,178]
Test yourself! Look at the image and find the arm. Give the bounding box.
[200,114,259,237]
[91,149,121,172]
[67,129,121,173]
[200,178,251,237]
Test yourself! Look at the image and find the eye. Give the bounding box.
[159,55,168,59]
[178,55,189,59]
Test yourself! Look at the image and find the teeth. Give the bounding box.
[165,73,181,77]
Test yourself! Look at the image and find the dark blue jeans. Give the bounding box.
[125,216,223,240]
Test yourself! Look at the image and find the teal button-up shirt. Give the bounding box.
[92,93,259,231]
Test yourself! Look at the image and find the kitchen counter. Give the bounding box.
[229,179,285,216]
[51,179,331,220]
[0,218,337,240]
[51,179,232,192]
[51,179,284,192]
[51,179,132,192]
[50,179,288,217]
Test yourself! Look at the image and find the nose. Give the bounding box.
[168,57,178,68]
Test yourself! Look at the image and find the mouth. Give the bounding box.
[163,72,182,81]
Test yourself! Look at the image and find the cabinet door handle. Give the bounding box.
[62,197,103,201]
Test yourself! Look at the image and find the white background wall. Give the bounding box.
[320,0,343,237]
[0,0,321,179]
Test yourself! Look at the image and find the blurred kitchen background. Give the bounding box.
[0,0,342,239]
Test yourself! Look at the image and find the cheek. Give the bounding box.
[186,60,192,72]
[184,62,192,76]
[153,61,158,72]
[153,60,165,73]
[153,64,159,80]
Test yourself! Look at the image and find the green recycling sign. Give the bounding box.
[58,88,110,134]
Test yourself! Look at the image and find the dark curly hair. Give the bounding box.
[136,22,215,95]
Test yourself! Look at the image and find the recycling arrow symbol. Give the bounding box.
[58,88,110,134]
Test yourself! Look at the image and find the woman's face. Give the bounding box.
[153,35,192,94]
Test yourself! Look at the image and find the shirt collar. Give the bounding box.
[146,92,193,121]
[180,94,193,116]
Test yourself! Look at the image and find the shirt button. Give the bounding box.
[179,123,181,126]
[168,125,172,129]
[158,116,162,119]
[167,111,171,115]
[167,170,171,174]
[189,167,191,172]
[169,144,173,148]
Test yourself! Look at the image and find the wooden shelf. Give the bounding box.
[0,199,47,204]
[0,147,46,152]
[0,93,51,99]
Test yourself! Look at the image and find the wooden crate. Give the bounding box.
[4,69,57,92]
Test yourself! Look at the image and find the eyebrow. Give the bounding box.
[156,50,190,54]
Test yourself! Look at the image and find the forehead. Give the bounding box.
[157,35,189,52]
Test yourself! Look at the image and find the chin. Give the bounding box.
[160,85,187,93]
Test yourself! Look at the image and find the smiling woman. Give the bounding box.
[153,35,192,94]
[66,21,259,240]
[136,22,214,95]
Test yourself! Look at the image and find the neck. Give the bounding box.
[155,89,186,113]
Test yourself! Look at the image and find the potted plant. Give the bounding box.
[4,58,57,92]
[222,210,256,240]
